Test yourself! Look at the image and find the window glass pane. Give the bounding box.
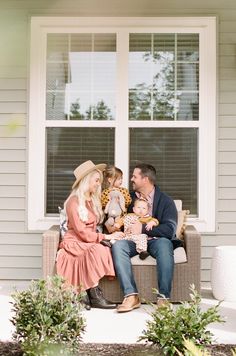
[129,33,199,121]
[47,34,69,61]
[177,92,199,120]
[46,127,115,213]
[177,63,199,91]
[46,91,67,120]
[129,34,175,121]
[129,128,198,214]
[177,34,199,61]
[46,33,116,121]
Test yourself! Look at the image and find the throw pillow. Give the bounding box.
[176,209,190,239]
[58,206,68,237]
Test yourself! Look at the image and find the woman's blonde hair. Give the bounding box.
[65,169,104,223]
[103,165,123,189]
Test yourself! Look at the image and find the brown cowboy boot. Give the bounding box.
[88,286,117,309]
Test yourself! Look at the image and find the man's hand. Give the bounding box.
[128,221,142,234]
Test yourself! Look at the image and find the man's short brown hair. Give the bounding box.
[134,163,157,185]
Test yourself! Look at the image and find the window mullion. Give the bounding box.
[151,34,154,121]
[174,33,177,121]
[67,34,71,120]
[91,33,94,121]
[115,30,129,187]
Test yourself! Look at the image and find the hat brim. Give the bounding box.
[72,163,106,189]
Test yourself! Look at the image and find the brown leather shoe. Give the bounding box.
[116,295,141,313]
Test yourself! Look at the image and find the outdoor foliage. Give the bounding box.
[177,339,236,356]
[139,285,224,355]
[176,338,212,355]
[11,275,86,355]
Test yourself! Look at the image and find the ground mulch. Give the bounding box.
[0,341,235,355]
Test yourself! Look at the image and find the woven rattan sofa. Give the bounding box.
[42,224,201,303]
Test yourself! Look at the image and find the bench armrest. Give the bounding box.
[42,225,60,278]
[183,225,201,266]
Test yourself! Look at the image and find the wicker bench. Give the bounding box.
[42,224,201,303]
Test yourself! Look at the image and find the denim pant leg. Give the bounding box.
[111,239,138,297]
[148,238,174,298]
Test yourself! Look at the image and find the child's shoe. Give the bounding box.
[139,251,150,260]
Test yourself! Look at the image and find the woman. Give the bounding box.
[57,160,124,309]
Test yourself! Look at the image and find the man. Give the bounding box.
[112,163,179,313]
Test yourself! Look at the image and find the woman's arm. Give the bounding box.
[67,197,104,243]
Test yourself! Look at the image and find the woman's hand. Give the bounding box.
[105,231,124,240]
[105,223,120,234]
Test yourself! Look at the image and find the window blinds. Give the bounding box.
[129,127,198,214]
[46,127,115,214]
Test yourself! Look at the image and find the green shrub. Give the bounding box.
[139,285,224,355]
[11,275,86,355]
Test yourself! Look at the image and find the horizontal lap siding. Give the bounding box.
[0,73,42,279]
[0,2,236,286]
[217,14,236,290]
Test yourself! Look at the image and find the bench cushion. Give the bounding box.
[131,246,187,265]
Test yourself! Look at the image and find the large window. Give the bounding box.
[28,17,216,231]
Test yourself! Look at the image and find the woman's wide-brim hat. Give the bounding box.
[72,160,106,189]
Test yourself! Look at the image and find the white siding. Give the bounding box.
[0,0,236,286]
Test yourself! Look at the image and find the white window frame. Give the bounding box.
[28,17,216,232]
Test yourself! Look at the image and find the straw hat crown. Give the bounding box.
[72,160,106,189]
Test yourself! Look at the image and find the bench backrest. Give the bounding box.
[174,200,182,211]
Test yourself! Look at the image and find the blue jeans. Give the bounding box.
[111,238,174,298]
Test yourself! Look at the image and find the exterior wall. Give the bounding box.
[0,0,236,286]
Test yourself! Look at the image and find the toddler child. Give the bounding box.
[102,197,159,260]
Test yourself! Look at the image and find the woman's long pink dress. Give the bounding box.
[56,196,115,290]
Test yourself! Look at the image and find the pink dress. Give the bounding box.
[56,196,115,291]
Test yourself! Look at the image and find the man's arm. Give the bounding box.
[142,200,177,239]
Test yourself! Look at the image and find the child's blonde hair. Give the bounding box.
[103,165,123,189]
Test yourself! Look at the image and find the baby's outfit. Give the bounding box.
[100,211,158,259]
[123,213,158,255]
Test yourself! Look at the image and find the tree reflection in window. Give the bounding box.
[129,33,199,121]
[70,99,113,120]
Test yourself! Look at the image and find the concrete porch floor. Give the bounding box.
[0,281,236,345]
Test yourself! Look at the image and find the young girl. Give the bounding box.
[101,165,132,212]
